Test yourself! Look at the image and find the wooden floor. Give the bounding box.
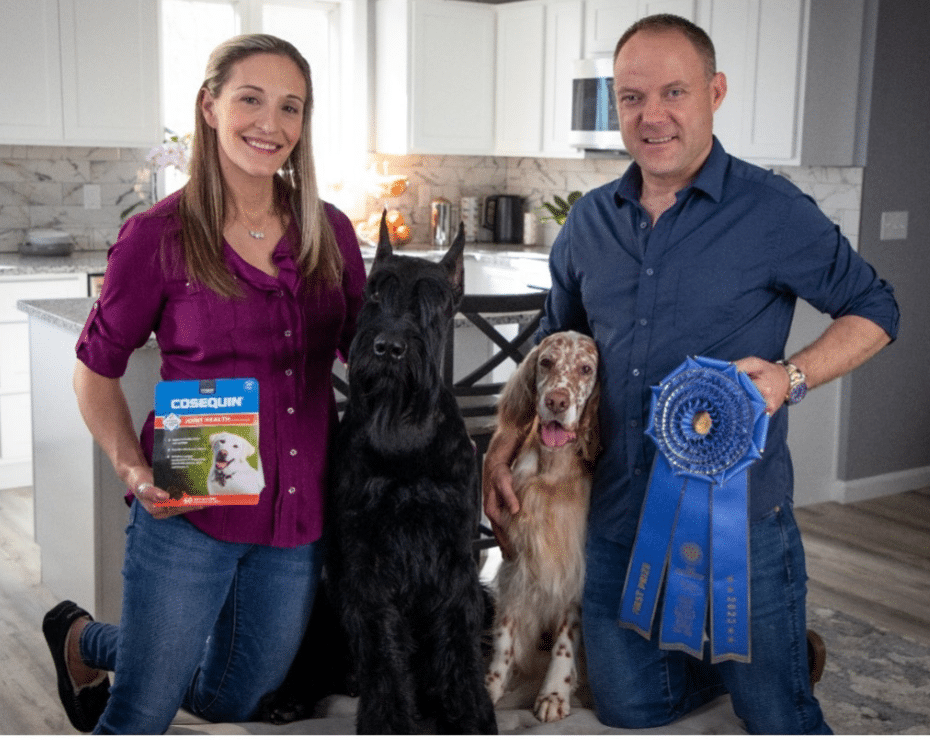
[2,485,929,735]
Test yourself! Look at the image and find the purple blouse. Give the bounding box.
[76,191,366,547]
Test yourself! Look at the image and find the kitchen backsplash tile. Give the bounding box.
[0,145,148,252]
[1,144,863,254]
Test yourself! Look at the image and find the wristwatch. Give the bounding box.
[777,360,808,405]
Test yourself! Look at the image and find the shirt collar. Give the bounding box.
[614,136,727,207]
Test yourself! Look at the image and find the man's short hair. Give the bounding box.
[613,14,717,81]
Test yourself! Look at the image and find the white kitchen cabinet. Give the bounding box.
[0,273,87,488]
[584,0,699,57]
[709,0,872,166]
[0,0,161,147]
[543,1,584,157]
[495,2,545,156]
[494,0,583,158]
[376,0,496,155]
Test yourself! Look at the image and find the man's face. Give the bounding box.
[613,29,726,191]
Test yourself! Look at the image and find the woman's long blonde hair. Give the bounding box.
[178,34,342,296]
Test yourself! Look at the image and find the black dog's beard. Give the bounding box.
[348,334,445,457]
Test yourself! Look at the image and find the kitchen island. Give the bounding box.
[18,248,550,624]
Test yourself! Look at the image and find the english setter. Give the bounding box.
[485,330,600,722]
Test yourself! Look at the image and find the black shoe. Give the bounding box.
[43,600,110,732]
[807,629,826,693]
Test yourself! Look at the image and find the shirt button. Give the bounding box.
[284,330,292,338]
[639,318,648,326]
[632,368,641,377]
[630,420,639,428]
[287,407,295,415]
[646,268,655,276]
[285,369,293,377]
[290,449,297,456]
[288,486,296,494]
[634,468,643,476]
[640,221,648,229]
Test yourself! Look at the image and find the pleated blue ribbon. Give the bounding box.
[618,356,769,663]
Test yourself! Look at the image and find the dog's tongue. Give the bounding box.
[541,422,576,448]
[215,460,229,470]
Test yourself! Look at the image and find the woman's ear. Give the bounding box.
[200,89,219,129]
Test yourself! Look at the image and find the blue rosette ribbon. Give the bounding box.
[618,356,769,663]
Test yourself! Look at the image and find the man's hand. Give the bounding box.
[734,356,790,415]
[482,459,520,559]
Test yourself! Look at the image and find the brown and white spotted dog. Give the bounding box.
[485,331,600,722]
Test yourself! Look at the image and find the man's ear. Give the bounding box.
[711,71,727,113]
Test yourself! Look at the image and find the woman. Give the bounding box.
[41,34,365,734]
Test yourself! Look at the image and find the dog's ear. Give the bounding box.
[209,432,221,446]
[440,222,466,304]
[375,208,392,263]
[579,378,601,465]
[242,439,256,460]
[497,342,542,431]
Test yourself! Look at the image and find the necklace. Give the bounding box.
[237,204,276,240]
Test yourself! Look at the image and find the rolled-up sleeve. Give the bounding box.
[76,215,168,378]
[775,193,900,342]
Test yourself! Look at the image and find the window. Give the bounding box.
[159,0,367,214]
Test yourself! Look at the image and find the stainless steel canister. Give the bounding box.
[431,197,452,247]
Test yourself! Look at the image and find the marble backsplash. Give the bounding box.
[1,144,863,253]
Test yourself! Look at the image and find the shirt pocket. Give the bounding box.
[673,266,741,336]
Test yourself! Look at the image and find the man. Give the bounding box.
[483,14,899,735]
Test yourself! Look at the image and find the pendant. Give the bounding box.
[248,229,265,239]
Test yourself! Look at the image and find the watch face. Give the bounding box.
[788,383,808,405]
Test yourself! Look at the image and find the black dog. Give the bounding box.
[325,214,498,734]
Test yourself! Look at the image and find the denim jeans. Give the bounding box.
[80,500,322,734]
[583,504,831,734]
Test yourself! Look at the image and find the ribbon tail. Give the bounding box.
[660,478,710,659]
[619,456,685,639]
[710,468,751,663]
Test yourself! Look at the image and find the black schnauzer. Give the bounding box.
[325,214,498,734]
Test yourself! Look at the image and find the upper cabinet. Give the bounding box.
[0,0,161,147]
[495,0,583,158]
[376,0,496,155]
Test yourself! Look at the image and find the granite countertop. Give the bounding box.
[0,250,110,275]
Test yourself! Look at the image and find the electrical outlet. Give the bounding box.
[83,184,102,210]
[880,211,908,241]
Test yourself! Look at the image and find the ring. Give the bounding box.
[136,482,153,497]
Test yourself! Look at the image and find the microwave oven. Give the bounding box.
[568,57,626,153]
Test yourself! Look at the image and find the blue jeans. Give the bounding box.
[79,500,322,734]
[583,504,831,734]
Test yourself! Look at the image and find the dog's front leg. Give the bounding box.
[533,604,581,722]
[485,612,516,705]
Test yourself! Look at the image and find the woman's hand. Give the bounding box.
[130,470,206,519]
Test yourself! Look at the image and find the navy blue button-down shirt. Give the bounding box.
[540,138,899,546]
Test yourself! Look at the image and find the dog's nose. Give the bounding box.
[545,389,570,413]
[374,333,407,360]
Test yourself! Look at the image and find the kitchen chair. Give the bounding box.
[443,290,549,554]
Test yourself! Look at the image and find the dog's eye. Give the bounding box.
[580,365,593,375]
[539,357,554,370]
[367,289,380,303]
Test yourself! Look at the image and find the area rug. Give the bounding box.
[807,604,930,734]
[168,605,930,735]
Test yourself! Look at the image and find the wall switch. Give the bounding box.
[83,184,102,210]
[880,210,908,241]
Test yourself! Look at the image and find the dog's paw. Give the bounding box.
[533,691,570,723]
[485,670,506,705]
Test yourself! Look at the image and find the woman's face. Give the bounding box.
[201,52,307,184]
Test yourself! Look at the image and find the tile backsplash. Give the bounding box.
[1,144,863,254]
[0,145,149,252]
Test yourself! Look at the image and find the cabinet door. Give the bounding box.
[412,1,495,154]
[543,0,584,157]
[585,0,638,57]
[0,0,64,142]
[496,2,545,155]
[59,0,161,146]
